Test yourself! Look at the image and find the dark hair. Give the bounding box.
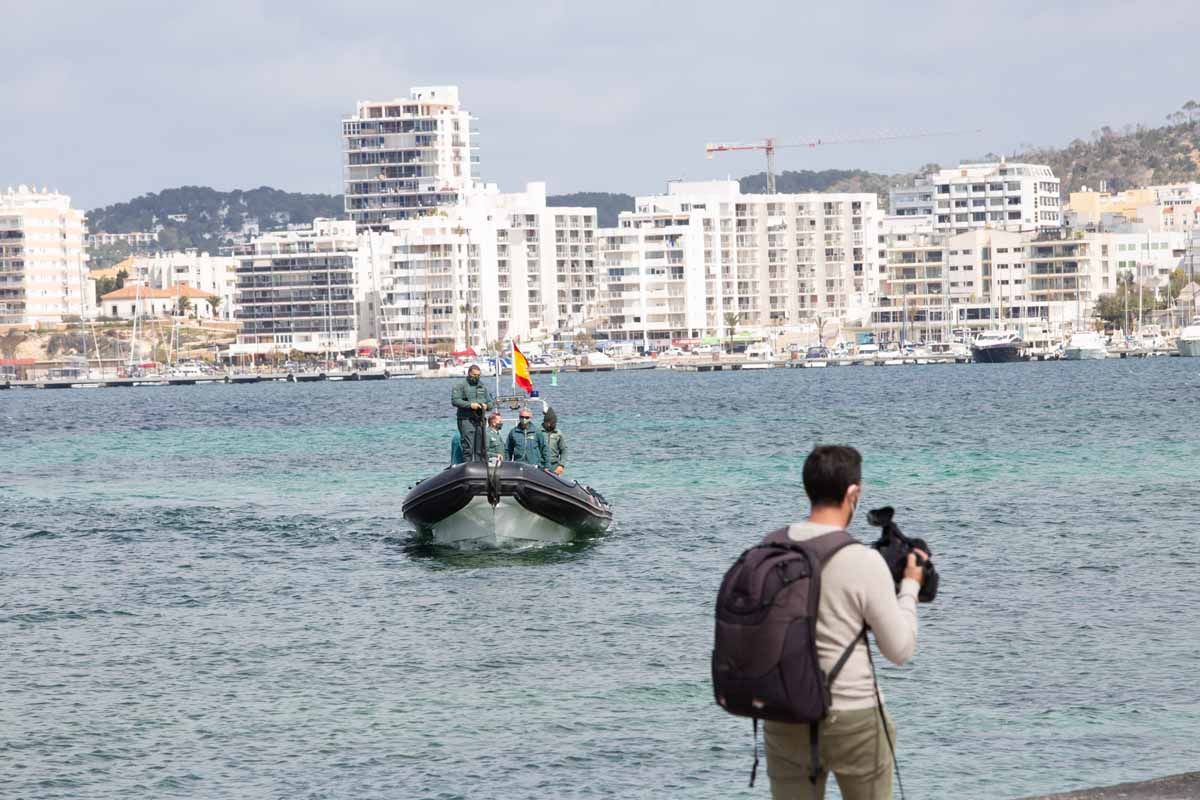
[467,364,481,374]
[802,445,862,507]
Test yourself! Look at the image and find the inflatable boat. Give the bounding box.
[402,460,613,548]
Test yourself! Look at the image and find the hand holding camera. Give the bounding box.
[867,506,939,603]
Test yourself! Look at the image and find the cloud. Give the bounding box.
[2,0,1198,207]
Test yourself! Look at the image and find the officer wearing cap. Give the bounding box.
[450,364,493,462]
[505,407,547,466]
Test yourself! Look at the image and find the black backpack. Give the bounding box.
[712,527,863,785]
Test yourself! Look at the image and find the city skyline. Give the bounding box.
[5,1,1200,209]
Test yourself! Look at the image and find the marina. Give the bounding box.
[1,344,1188,389]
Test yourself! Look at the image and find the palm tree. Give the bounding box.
[723,311,739,353]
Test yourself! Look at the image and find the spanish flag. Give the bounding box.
[512,341,534,395]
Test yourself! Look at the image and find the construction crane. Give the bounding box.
[704,129,984,194]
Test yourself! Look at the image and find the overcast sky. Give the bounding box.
[4,0,1199,209]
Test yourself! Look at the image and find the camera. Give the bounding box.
[867,506,939,603]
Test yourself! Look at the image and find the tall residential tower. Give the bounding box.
[341,86,478,229]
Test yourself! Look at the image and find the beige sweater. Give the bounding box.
[786,521,920,710]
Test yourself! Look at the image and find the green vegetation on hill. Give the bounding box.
[546,192,633,228]
[1008,102,1200,194]
[85,102,1200,244]
[86,186,345,254]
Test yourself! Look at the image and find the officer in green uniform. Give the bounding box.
[450,364,493,462]
[485,412,505,460]
[505,407,547,465]
[541,407,567,475]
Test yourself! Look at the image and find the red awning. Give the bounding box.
[450,347,477,357]
[0,358,36,366]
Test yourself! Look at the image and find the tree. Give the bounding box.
[207,294,221,318]
[177,296,191,317]
[723,311,739,353]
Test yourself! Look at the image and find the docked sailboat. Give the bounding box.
[971,330,1025,363]
[1063,331,1108,361]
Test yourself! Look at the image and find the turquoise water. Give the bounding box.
[2,361,1198,799]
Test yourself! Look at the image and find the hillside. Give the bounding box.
[87,186,345,254]
[1008,108,1200,193]
[84,101,1200,248]
[546,192,633,227]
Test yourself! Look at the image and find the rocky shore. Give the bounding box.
[1023,772,1200,799]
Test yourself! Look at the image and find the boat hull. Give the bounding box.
[402,461,612,548]
[971,345,1024,363]
[1179,339,1200,357]
[1063,347,1106,361]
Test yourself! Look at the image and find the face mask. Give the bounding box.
[467,375,479,385]
[520,418,531,427]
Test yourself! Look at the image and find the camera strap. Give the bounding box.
[865,634,906,800]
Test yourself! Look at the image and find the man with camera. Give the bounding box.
[762,445,926,800]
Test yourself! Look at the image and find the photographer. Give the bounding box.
[764,445,925,800]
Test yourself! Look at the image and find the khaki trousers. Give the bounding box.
[763,707,895,800]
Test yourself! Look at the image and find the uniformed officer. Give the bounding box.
[450,364,493,462]
[505,407,547,466]
[541,407,567,476]
[486,412,505,461]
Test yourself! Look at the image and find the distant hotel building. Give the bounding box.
[1067,182,1200,232]
[597,181,882,349]
[890,161,1061,234]
[0,185,88,325]
[87,231,158,248]
[341,86,478,229]
[231,219,360,356]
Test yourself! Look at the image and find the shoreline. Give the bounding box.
[1021,772,1200,799]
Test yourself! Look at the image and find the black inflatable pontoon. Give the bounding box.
[402,461,613,547]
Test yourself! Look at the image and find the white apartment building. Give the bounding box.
[874,227,1022,340]
[342,86,478,229]
[0,185,88,325]
[890,161,1061,235]
[87,231,158,248]
[368,182,598,352]
[1026,229,1186,316]
[598,181,882,348]
[130,251,238,320]
[871,225,1188,339]
[231,219,360,356]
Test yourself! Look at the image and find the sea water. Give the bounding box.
[2,360,1198,799]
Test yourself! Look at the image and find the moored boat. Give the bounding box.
[971,330,1025,363]
[1063,331,1108,361]
[1179,316,1200,357]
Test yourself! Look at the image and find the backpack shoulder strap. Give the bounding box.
[804,529,858,564]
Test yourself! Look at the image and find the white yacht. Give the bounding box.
[1179,316,1200,357]
[1063,331,1108,361]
